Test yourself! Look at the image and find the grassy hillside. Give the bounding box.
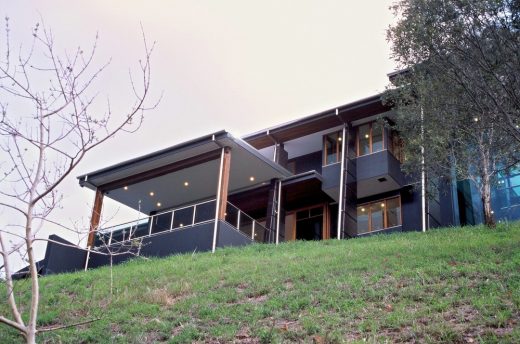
[1,223,519,343]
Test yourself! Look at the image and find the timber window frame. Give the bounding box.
[356,122,385,157]
[356,196,402,234]
[323,131,343,166]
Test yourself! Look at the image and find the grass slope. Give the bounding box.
[1,224,519,343]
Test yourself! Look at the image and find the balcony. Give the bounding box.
[356,150,404,198]
[88,200,272,268]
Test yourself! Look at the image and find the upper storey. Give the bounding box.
[242,93,405,200]
[243,94,390,150]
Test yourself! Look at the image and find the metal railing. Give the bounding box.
[94,199,273,247]
[224,202,273,243]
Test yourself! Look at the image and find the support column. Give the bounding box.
[275,179,282,245]
[337,125,347,239]
[212,147,232,253]
[265,179,282,243]
[335,123,358,239]
[87,188,104,248]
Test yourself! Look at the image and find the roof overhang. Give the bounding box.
[77,131,292,214]
[243,93,390,149]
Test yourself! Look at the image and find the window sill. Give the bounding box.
[357,224,402,236]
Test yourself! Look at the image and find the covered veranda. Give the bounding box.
[77,131,292,267]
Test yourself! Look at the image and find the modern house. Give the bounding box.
[16,90,520,278]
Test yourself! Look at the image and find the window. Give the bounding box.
[388,130,404,163]
[357,196,401,234]
[493,168,520,211]
[356,122,385,156]
[323,131,343,165]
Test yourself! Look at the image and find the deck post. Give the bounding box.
[275,179,282,245]
[212,147,231,253]
[87,188,104,248]
[337,125,347,240]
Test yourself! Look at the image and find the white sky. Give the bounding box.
[0,1,397,271]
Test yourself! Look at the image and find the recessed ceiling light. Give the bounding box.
[361,208,365,212]
[123,186,128,190]
[249,176,255,182]
[474,117,479,122]
[184,181,189,187]
[365,134,369,139]
[156,202,162,207]
[149,191,155,196]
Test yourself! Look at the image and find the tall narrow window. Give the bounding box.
[386,197,401,228]
[372,122,383,152]
[370,202,384,231]
[356,122,385,156]
[358,124,370,156]
[357,206,369,234]
[323,131,343,165]
[356,196,401,233]
[389,130,404,163]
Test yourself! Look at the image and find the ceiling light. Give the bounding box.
[149,191,155,196]
[123,186,128,190]
[249,176,255,182]
[338,137,342,141]
[474,117,479,122]
[361,208,365,212]
[365,134,369,139]
[184,181,189,187]
[156,202,162,207]
[381,203,385,207]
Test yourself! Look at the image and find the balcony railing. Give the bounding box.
[93,199,272,248]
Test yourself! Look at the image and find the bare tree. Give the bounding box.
[0,17,157,343]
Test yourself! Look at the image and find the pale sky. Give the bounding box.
[0,1,397,271]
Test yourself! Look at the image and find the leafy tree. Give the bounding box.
[387,0,520,227]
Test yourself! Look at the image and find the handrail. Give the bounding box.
[94,198,274,247]
[224,201,273,243]
[98,198,216,233]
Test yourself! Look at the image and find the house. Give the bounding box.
[19,91,519,277]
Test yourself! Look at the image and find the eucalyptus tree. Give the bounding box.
[387,0,520,227]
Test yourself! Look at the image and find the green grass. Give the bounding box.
[1,223,519,343]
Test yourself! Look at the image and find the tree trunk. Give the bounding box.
[26,210,39,344]
[479,145,496,228]
[481,176,496,228]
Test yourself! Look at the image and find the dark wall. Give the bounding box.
[88,246,138,269]
[322,163,340,190]
[343,125,358,238]
[88,222,214,268]
[140,222,214,257]
[439,180,456,227]
[43,235,86,275]
[288,151,322,175]
[87,221,254,269]
[429,198,442,227]
[356,150,404,185]
[401,187,423,232]
[217,221,252,248]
